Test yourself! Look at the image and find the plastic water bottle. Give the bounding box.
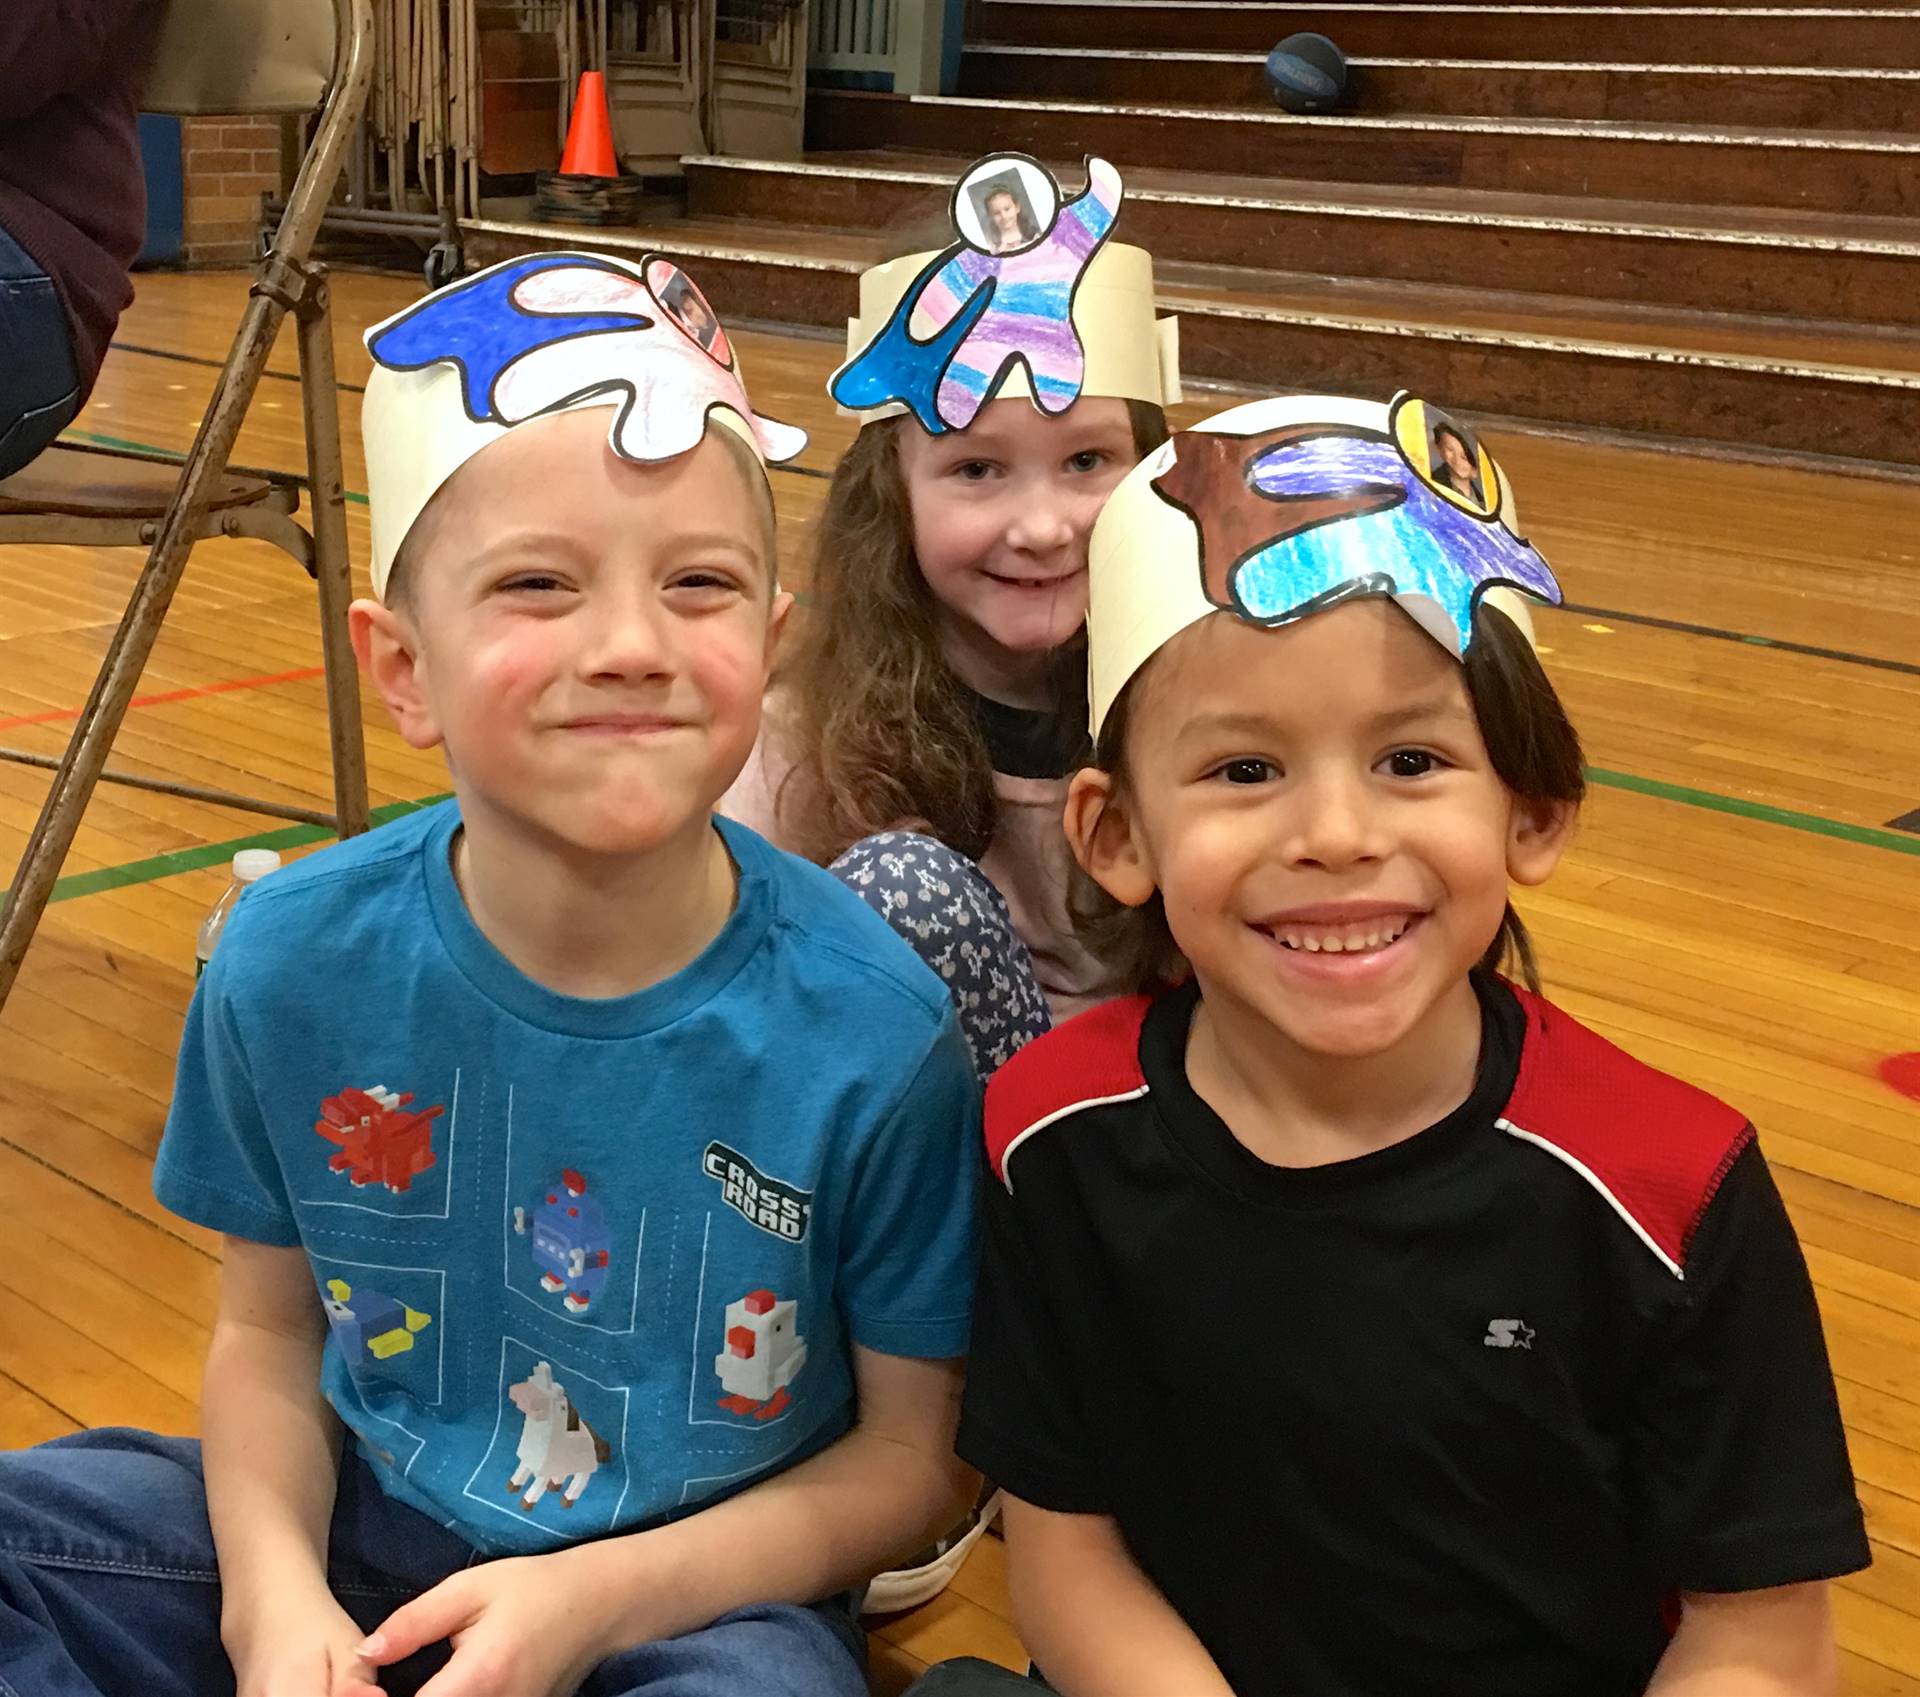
[195,849,281,977]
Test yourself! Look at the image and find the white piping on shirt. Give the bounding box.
[999,1086,1151,1193]
[1496,1116,1684,1281]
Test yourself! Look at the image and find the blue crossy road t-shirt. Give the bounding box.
[155,805,978,1556]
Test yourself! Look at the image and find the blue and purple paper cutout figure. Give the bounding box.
[366,251,807,466]
[1149,395,1562,655]
[830,154,1125,434]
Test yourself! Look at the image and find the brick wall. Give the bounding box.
[180,116,283,264]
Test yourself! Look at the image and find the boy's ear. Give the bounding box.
[349,598,444,752]
[1064,767,1158,909]
[1507,795,1576,887]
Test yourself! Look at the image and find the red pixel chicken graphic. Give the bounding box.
[314,1085,444,1194]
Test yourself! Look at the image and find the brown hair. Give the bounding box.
[772,399,1169,865]
[1070,601,1587,994]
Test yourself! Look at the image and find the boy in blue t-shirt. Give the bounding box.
[0,255,982,1697]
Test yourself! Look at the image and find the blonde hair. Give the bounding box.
[772,400,1169,865]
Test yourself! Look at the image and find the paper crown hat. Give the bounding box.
[1086,391,1563,737]
[361,251,807,599]
[829,152,1181,433]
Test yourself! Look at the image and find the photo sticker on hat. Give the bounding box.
[647,259,731,365]
[1395,397,1497,518]
[955,156,1060,258]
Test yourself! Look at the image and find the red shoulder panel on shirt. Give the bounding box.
[1502,987,1754,1277]
[985,996,1152,1187]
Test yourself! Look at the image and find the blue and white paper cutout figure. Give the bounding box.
[1148,394,1563,658]
[367,251,807,469]
[361,250,808,597]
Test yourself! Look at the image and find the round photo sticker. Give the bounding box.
[953,154,1060,258]
[646,259,731,366]
[1393,397,1497,519]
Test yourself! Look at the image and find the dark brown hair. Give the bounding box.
[1070,600,1586,994]
[772,399,1169,865]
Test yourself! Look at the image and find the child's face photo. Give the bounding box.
[958,163,1047,254]
[986,190,1025,247]
[669,285,719,349]
[1429,421,1485,507]
[1099,600,1563,1060]
[373,411,784,858]
[897,395,1137,673]
[1439,431,1474,480]
[647,259,729,360]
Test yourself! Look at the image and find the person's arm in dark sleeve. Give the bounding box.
[956,1147,1107,1510]
[959,1157,1234,1697]
[1631,1140,1869,1695]
[0,0,154,121]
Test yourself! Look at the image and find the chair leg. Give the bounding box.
[295,271,371,840]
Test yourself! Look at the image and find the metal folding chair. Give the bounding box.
[0,0,376,1014]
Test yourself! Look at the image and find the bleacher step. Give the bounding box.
[970,2,1920,68]
[803,90,1920,215]
[460,210,1920,469]
[682,150,1920,327]
[956,46,1920,131]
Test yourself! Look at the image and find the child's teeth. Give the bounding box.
[1276,919,1411,953]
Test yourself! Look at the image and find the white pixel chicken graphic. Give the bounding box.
[714,1288,806,1421]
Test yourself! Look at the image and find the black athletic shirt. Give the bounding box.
[958,975,1869,1697]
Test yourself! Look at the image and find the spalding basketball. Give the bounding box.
[1265,32,1348,115]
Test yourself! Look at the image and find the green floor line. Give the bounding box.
[65,427,185,459]
[12,794,453,907]
[1584,768,1920,857]
[61,428,369,505]
[17,767,1915,914]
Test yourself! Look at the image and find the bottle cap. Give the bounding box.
[232,849,282,884]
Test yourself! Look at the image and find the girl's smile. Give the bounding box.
[896,396,1136,704]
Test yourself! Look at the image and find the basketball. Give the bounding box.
[1264,32,1348,114]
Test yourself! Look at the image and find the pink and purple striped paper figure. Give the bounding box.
[830,154,1125,434]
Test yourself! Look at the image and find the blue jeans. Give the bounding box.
[0,1429,867,1697]
[828,833,1051,1081]
[0,221,83,481]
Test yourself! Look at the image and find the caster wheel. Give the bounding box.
[423,241,463,290]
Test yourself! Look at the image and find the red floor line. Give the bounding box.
[0,665,329,734]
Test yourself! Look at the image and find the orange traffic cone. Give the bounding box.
[558,71,618,177]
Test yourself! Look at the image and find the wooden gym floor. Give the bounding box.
[1,267,1917,1693]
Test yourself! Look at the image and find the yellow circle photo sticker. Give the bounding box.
[1393,396,1498,519]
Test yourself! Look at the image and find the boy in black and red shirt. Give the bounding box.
[947,393,1868,1697]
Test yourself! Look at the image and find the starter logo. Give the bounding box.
[703,1143,812,1242]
